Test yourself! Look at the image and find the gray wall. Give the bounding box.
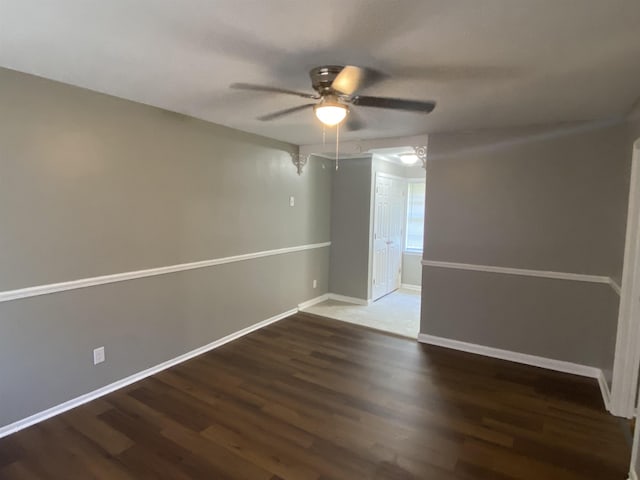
[328,156,372,299]
[421,121,633,379]
[422,268,619,368]
[424,123,630,281]
[0,67,331,427]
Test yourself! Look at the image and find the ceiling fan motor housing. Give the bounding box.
[309,65,345,95]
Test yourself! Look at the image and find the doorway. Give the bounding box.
[302,147,426,339]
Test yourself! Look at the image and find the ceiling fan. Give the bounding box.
[230,65,436,131]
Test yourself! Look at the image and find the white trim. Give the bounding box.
[597,370,612,412]
[612,141,640,418]
[297,294,329,310]
[421,259,619,293]
[632,380,640,480]
[417,333,602,379]
[631,408,640,480]
[0,307,301,439]
[0,242,331,304]
[327,293,372,306]
[400,284,421,292]
[611,279,622,296]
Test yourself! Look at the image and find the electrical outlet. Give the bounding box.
[313,279,317,289]
[93,346,105,365]
[289,196,295,207]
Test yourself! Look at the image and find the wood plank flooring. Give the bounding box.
[0,312,631,479]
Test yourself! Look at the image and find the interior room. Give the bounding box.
[1,1,640,479]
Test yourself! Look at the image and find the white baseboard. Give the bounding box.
[400,283,421,292]
[327,293,371,306]
[597,370,612,412]
[417,333,602,379]
[298,294,329,310]
[0,307,298,439]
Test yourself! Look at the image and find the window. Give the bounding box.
[405,181,425,252]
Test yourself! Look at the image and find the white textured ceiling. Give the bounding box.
[1,0,640,145]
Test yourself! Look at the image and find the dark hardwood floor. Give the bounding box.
[0,313,631,479]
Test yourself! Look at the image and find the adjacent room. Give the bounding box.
[1,1,640,479]
[303,148,425,338]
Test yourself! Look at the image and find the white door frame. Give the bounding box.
[611,138,640,418]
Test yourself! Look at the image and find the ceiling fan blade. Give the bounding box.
[345,110,366,131]
[257,104,315,121]
[230,83,318,99]
[351,96,436,113]
[331,66,387,96]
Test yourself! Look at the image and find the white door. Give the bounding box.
[372,174,406,300]
[372,175,391,300]
[388,178,405,292]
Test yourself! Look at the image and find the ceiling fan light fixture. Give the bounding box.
[314,96,348,126]
[399,153,419,165]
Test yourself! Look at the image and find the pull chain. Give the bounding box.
[322,125,326,148]
[335,122,340,171]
